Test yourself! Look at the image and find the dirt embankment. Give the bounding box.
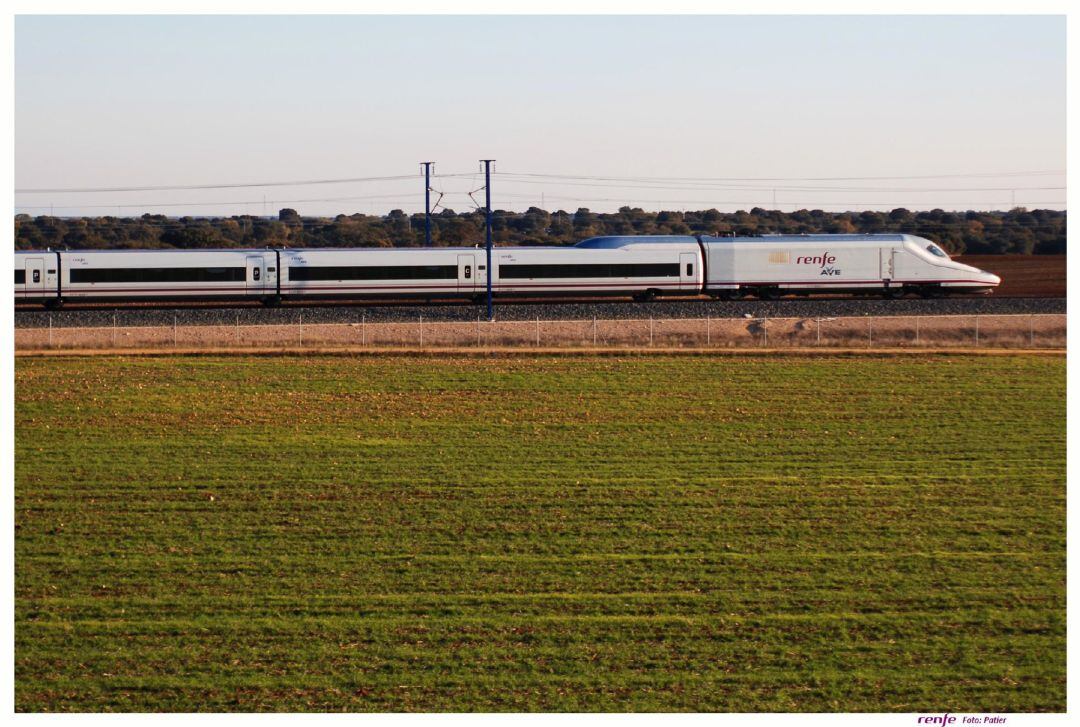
[14,314,1066,353]
[957,255,1066,298]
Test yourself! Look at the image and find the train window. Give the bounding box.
[500,263,680,279]
[69,267,247,283]
[15,270,25,284]
[686,263,693,276]
[267,267,276,273]
[926,244,948,258]
[288,265,457,281]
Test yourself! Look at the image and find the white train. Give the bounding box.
[14,233,999,307]
[699,233,1000,299]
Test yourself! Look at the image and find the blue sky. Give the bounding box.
[14,15,1066,216]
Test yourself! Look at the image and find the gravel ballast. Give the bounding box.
[15,296,1067,329]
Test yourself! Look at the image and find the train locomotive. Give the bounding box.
[14,233,1000,307]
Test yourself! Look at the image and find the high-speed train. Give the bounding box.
[14,233,1000,307]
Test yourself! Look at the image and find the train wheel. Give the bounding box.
[757,287,778,301]
[633,290,658,302]
[44,298,63,310]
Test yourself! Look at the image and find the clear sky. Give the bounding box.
[14,14,1066,217]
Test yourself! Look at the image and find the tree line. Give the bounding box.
[14,206,1066,254]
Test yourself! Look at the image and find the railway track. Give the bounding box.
[11,289,1053,312]
[15,296,1066,327]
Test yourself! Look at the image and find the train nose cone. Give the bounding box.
[976,270,1002,289]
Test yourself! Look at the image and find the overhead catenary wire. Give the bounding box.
[14,168,1067,217]
[14,192,427,211]
[14,172,481,195]
[493,169,1065,182]
[16,168,1063,195]
[15,185,1066,213]
[491,174,1065,194]
[506,193,1066,207]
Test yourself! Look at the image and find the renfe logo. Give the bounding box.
[796,252,837,267]
[795,251,841,276]
[917,716,956,725]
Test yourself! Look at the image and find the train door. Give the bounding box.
[24,257,45,299]
[680,252,697,290]
[457,254,475,292]
[246,255,265,294]
[880,248,896,283]
[264,253,278,292]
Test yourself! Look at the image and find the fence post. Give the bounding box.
[816,317,821,346]
[235,313,240,346]
[868,316,873,347]
[362,314,366,346]
[649,317,654,347]
[974,315,979,347]
[1029,314,1034,348]
[299,312,303,347]
[112,312,117,348]
[706,315,711,347]
[48,314,53,349]
[915,316,920,346]
[477,313,481,347]
[763,317,767,347]
[419,315,423,348]
[593,316,597,346]
[173,314,177,348]
[535,316,540,347]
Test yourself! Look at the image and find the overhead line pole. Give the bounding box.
[481,159,496,321]
[421,162,434,246]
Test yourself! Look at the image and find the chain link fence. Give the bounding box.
[14,313,1066,351]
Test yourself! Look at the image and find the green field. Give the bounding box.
[15,353,1065,712]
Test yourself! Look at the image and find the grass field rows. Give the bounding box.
[15,354,1065,711]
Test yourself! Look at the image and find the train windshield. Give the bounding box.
[926,244,948,258]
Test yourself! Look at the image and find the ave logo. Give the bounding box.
[796,251,841,276]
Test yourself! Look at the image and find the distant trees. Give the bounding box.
[572,208,597,239]
[13,206,1067,254]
